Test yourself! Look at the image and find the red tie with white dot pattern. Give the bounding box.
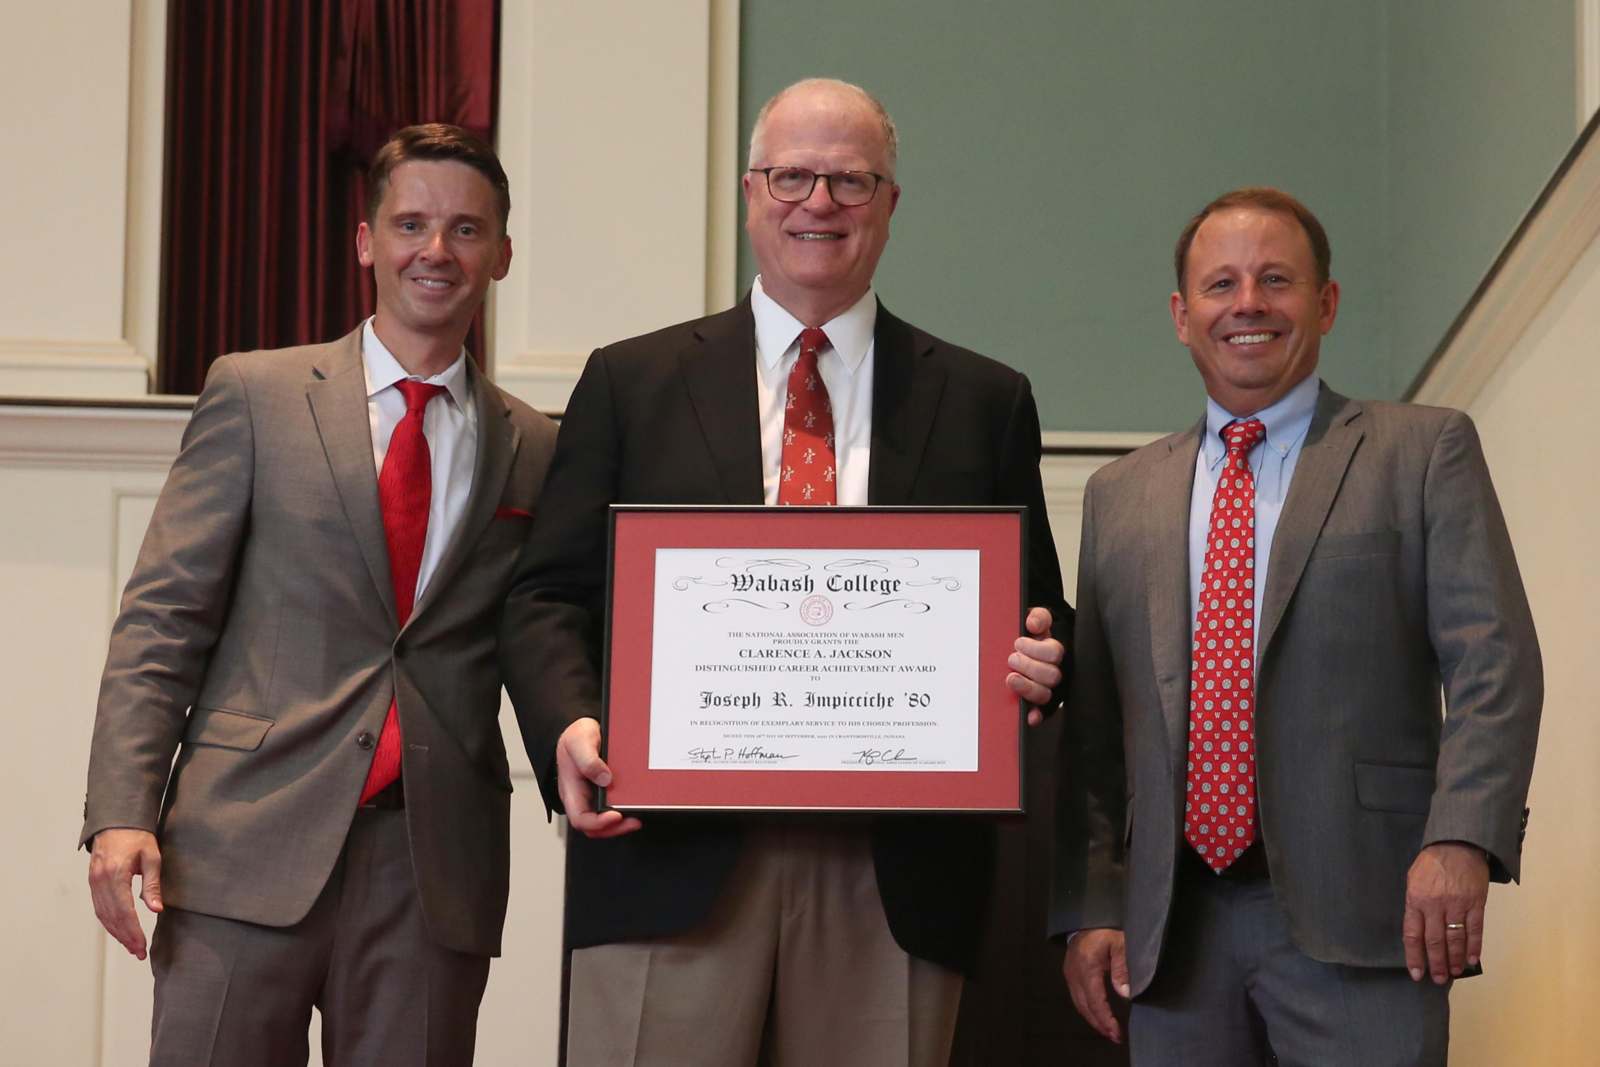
[1185,417,1266,873]
[778,327,837,506]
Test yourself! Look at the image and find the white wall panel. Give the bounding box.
[0,2,150,396]
[1442,229,1600,1067]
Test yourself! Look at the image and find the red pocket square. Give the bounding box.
[495,506,534,520]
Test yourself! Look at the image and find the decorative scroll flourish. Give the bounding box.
[824,557,921,574]
[844,598,932,614]
[718,556,810,571]
[903,576,963,591]
[673,576,731,590]
[702,598,790,613]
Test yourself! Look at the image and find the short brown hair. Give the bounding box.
[1173,186,1330,292]
[366,123,510,231]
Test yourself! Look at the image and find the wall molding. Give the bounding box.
[0,340,151,399]
[1410,108,1600,407]
[123,0,168,382]
[494,351,590,414]
[1581,0,1600,130]
[706,0,740,313]
[1042,429,1162,453]
[0,403,186,468]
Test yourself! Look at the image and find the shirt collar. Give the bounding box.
[360,317,472,410]
[751,275,877,377]
[1202,373,1320,469]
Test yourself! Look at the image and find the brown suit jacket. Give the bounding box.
[82,327,556,956]
[1052,386,1542,993]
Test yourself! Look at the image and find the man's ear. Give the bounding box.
[356,222,374,268]
[493,235,513,281]
[1318,279,1341,334]
[1170,291,1190,346]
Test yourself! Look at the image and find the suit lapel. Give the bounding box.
[1149,421,1203,765]
[679,300,765,504]
[307,328,397,625]
[1257,387,1364,664]
[410,367,521,626]
[867,305,945,504]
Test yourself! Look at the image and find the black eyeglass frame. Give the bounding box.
[747,166,892,206]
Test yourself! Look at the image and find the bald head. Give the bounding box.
[748,78,899,179]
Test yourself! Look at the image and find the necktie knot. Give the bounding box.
[1224,418,1265,457]
[395,379,446,417]
[780,327,837,506]
[798,327,830,367]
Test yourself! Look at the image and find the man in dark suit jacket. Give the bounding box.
[501,78,1070,1066]
[1052,187,1542,1065]
[82,125,556,1065]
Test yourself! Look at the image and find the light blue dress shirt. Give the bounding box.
[1188,374,1321,633]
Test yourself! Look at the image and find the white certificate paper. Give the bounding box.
[647,549,980,771]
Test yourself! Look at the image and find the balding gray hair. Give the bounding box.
[747,77,899,178]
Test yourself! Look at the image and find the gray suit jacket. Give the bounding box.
[1051,385,1541,993]
[81,327,557,957]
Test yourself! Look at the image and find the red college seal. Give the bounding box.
[799,594,833,626]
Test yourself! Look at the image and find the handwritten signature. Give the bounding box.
[686,746,799,763]
[848,748,920,766]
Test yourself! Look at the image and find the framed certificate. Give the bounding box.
[598,506,1027,813]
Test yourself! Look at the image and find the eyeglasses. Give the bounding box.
[748,166,890,207]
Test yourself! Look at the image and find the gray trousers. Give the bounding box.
[1131,857,1450,1067]
[148,807,491,1066]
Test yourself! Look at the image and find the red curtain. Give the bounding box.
[160,0,500,394]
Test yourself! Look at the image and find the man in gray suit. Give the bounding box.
[81,124,556,1065]
[1052,186,1541,1065]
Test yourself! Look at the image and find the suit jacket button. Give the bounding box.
[356,731,375,750]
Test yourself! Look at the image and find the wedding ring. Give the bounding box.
[1445,922,1466,931]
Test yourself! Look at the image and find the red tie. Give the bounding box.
[359,379,445,805]
[778,327,837,506]
[1185,418,1266,872]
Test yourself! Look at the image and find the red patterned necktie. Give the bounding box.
[777,327,837,506]
[359,379,445,805]
[1185,418,1266,872]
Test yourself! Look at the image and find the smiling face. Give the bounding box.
[1171,206,1339,416]
[356,159,511,371]
[742,83,899,325]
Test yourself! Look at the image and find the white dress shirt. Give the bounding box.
[751,276,876,507]
[360,318,478,603]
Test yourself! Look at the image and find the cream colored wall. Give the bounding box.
[1427,213,1600,1067]
[0,1,151,395]
[491,0,739,411]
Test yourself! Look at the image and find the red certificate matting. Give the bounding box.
[599,506,1026,813]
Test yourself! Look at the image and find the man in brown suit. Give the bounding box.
[81,124,556,1065]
